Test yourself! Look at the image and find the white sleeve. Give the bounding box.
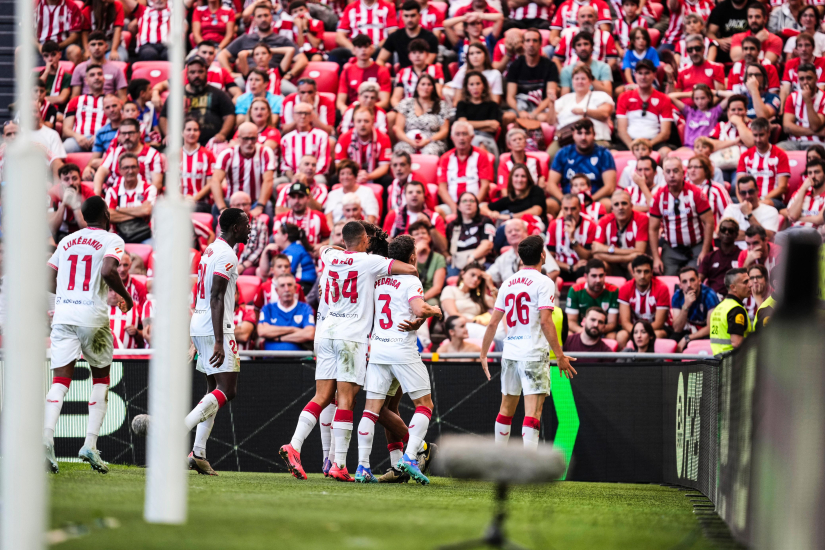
[405,277,425,303]
[213,249,236,281]
[493,284,506,311]
[538,278,555,310]
[104,235,126,263]
[368,255,393,278]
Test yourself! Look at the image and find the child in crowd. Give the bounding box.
[39,41,72,108]
[615,0,649,55]
[35,79,59,129]
[693,137,726,184]
[621,28,659,94]
[670,84,727,152]
[618,138,665,190]
[571,174,606,221]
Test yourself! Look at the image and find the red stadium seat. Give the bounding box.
[657,276,680,301]
[125,243,153,264]
[648,3,664,20]
[411,154,439,184]
[605,276,626,287]
[669,148,694,167]
[319,91,336,103]
[541,124,555,147]
[323,31,338,52]
[448,61,459,79]
[648,28,661,47]
[299,62,339,94]
[611,151,635,179]
[539,29,551,48]
[446,275,458,286]
[654,339,678,354]
[684,339,714,356]
[66,152,94,174]
[429,1,447,16]
[131,61,170,88]
[602,338,619,351]
[236,275,261,304]
[785,151,807,203]
[191,212,213,229]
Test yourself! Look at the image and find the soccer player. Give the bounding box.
[280,221,419,481]
[356,235,442,484]
[44,196,135,474]
[479,236,576,449]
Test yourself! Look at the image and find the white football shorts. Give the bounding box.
[50,324,114,369]
[365,360,431,399]
[314,337,367,385]
[500,357,551,396]
[193,334,240,376]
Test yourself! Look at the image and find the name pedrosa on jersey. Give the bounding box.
[375,277,400,289]
[62,237,104,251]
[507,277,534,288]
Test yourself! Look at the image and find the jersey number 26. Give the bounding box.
[505,292,530,327]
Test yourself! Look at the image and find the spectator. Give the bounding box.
[616,254,670,349]
[411,220,447,306]
[738,224,780,273]
[669,87,726,154]
[384,180,446,248]
[436,120,493,213]
[618,320,657,360]
[87,95,123,170]
[105,153,156,243]
[48,163,93,240]
[555,7,617,72]
[212,122,276,215]
[335,107,393,185]
[548,194,597,282]
[258,273,316,350]
[593,189,650,275]
[768,0,804,36]
[255,253,308,305]
[340,82,388,135]
[779,33,825,108]
[325,160,379,224]
[615,59,674,155]
[130,0,171,61]
[783,6,825,62]
[778,62,825,151]
[616,3,651,61]
[503,28,559,125]
[618,155,658,212]
[727,37,781,97]
[279,102,330,180]
[444,192,495,275]
[392,74,449,156]
[26,101,66,176]
[548,118,616,216]
[745,263,770,319]
[38,42,72,109]
[335,0,398,52]
[128,79,161,141]
[153,41,240,101]
[549,0,611,35]
[736,117,790,209]
[621,28,659,87]
[730,63,781,120]
[497,128,546,192]
[699,217,740,296]
[686,155,731,226]
[667,34,725,101]
[117,252,147,310]
[191,0,235,51]
[180,118,216,212]
[63,64,107,153]
[232,98,281,154]
[229,191,269,276]
[706,0,750,65]
[671,266,720,351]
[617,139,665,197]
[436,316,482,355]
[557,30,614,97]
[787,159,825,228]
[649,157,714,275]
[94,118,163,193]
[281,77,336,135]
[336,35,393,113]
[235,41,297,98]
[274,182,331,250]
[730,2,782,64]
[439,261,496,339]
[379,1,439,69]
[722,175,779,241]
[160,57,235,146]
[481,163,547,229]
[234,69,284,126]
[548,64,614,161]
[490,27,521,75]
[277,1,325,61]
[35,0,83,66]
[707,94,754,154]
[443,14,503,67]
[71,31,127,100]
[447,43,504,105]
[340,193,364,221]
[273,222,316,291]
[564,307,615,362]
[454,71,501,158]
[571,169,603,222]
[419,0,445,41]
[565,259,618,336]
[386,150,419,213]
[233,288,257,351]
[661,0,714,47]
[487,218,560,286]
[34,79,58,130]
[107,288,142,352]
[275,155,327,213]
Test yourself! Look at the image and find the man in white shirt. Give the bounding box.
[487,218,560,285]
[721,175,779,241]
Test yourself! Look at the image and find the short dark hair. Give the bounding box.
[517,235,545,266]
[252,3,272,15]
[584,306,607,320]
[86,63,104,74]
[35,78,46,90]
[737,175,757,190]
[249,68,270,83]
[88,30,107,43]
[746,1,767,18]
[637,155,656,169]
[118,152,138,167]
[352,34,373,48]
[747,263,768,280]
[631,254,653,270]
[728,94,748,111]
[585,259,606,275]
[798,62,817,77]
[197,40,218,50]
[252,42,271,55]
[622,0,639,5]
[81,195,108,224]
[401,0,421,11]
[342,220,367,247]
[741,36,761,50]
[572,118,594,133]
[408,38,430,53]
[40,41,60,54]
[724,267,748,290]
[127,78,151,100]
[407,220,430,235]
[337,159,359,177]
[296,77,317,89]
[219,208,247,232]
[288,0,307,13]
[388,234,416,262]
[120,118,140,133]
[750,117,770,134]
[744,224,767,240]
[404,179,427,195]
[573,30,594,47]
[58,163,81,178]
[445,315,462,334]
[678,266,699,278]
[807,158,825,173]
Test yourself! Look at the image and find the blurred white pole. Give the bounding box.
[1,0,49,545]
[144,0,191,525]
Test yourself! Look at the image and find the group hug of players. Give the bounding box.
[42,197,576,483]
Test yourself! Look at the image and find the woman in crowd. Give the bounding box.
[481,164,546,228]
[190,0,236,51]
[446,43,503,105]
[807,144,825,165]
[81,0,127,60]
[745,264,771,319]
[393,74,451,156]
[618,320,657,361]
[685,155,731,226]
[235,69,283,126]
[273,222,317,293]
[620,28,659,90]
[181,118,216,212]
[439,262,497,340]
[445,193,496,276]
[436,316,482,357]
[232,97,280,152]
[454,71,501,157]
[546,65,614,160]
[783,5,825,60]
[411,220,447,307]
[497,129,546,194]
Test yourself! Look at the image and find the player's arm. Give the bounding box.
[102,257,134,311]
[209,274,229,367]
[479,308,504,380]
[389,261,419,276]
[409,296,442,320]
[540,308,576,378]
[48,262,59,294]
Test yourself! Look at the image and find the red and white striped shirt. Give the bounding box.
[699,180,732,226]
[709,119,750,153]
[273,13,325,54]
[109,303,141,351]
[510,2,550,20]
[788,185,825,227]
[548,214,598,265]
[675,36,715,70]
[736,145,791,198]
[334,129,392,173]
[275,181,328,207]
[550,0,612,30]
[141,298,154,325]
[496,154,544,187]
[123,276,147,312]
[436,147,494,203]
[783,90,825,143]
[649,182,711,247]
[663,0,714,44]
[280,128,331,175]
[65,94,107,136]
[136,5,171,47]
[35,0,82,44]
[614,15,648,50]
[105,175,157,210]
[556,27,618,66]
[234,305,257,350]
[340,104,388,134]
[337,0,398,45]
[727,59,780,94]
[214,144,276,203]
[395,65,445,99]
[781,57,825,93]
[595,210,649,249]
[101,144,163,188]
[281,93,336,129]
[180,146,215,198]
[618,278,671,323]
[274,209,331,246]
[245,67,282,95]
[583,200,607,221]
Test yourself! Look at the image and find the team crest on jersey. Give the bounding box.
[705,68,713,77]
[651,98,659,106]
[293,315,303,323]
[590,157,599,166]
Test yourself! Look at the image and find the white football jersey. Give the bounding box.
[493,268,556,361]
[369,274,425,364]
[314,264,329,343]
[48,228,126,328]
[317,248,392,343]
[190,238,239,337]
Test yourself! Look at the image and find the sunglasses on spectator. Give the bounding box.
[740,187,758,196]
[686,46,703,53]
[641,101,649,117]
[719,226,737,235]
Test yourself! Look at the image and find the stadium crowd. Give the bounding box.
[8,0,818,357]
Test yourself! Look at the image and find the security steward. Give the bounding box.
[754,294,776,332]
[709,268,752,355]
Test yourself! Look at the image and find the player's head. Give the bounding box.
[219,207,251,245]
[359,221,389,256]
[342,220,368,251]
[81,195,110,229]
[517,235,545,268]
[388,234,416,265]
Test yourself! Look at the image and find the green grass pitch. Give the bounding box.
[50,463,718,550]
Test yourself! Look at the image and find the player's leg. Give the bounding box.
[75,325,116,473]
[83,365,111,451]
[328,339,368,482]
[521,393,546,450]
[44,349,76,474]
[189,375,220,476]
[393,361,434,484]
[184,354,237,431]
[519,359,551,450]
[376,388,411,483]
[319,396,337,474]
[281,377,336,480]
[497,358,523,444]
[355,363,394,482]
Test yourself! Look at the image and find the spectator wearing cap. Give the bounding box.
[275,155,327,213]
[699,217,741,297]
[336,34,393,114]
[738,224,781,274]
[548,193,597,282]
[721,175,779,241]
[787,158,825,229]
[70,31,127,101]
[592,189,649,276]
[274,182,331,252]
[616,254,670,349]
[384,180,446,250]
[230,191,269,275]
[378,1,439,70]
[325,160,379,224]
[735,117,789,210]
[648,157,715,276]
[616,59,674,155]
[281,77,336,136]
[258,273,316,351]
[486,219,560,287]
[160,56,235,146]
[334,107,393,186]
[671,266,720,352]
[564,259,617,337]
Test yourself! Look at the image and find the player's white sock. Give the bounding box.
[185,390,226,431]
[193,414,216,459]
[44,377,71,445]
[319,403,336,461]
[357,411,378,468]
[333,409,353,468]
[405,406,432,458]
[84,377,110,449]
[522,417,540,450]
[495,414,513,444]
[289,401,321,453]
[387,442,404,466]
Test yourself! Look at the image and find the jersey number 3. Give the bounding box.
[505,292,530,327]
[378,294,392,329]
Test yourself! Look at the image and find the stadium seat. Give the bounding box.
[465,337,494,352]
[654,339,678,354]
[669,148,694,166]
[657,276,680,301]
[447,275,458,286]
[131,274,147,286]
[611,151,635,179]
[125,243,153,264]
[602,338,619,351]
[131,61,170,88]
[299,62,339,94]
[648,28,661,47]
[411,154,439,184]
[448,61,458,79]
[323,31,338,52]
[648,3,664,20]
[605,276,626,287]
[66,152,94,174]
[237,275,262,304]
[539,29,551,48]
[319,92,335,103]
[684,339,714,356]
[191,212,213,230]
[429,1,448,16]
[107,60,128,75]
[785,151,807,203]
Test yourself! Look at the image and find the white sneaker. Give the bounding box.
[78,445,109,474]
[45,441,59,474]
